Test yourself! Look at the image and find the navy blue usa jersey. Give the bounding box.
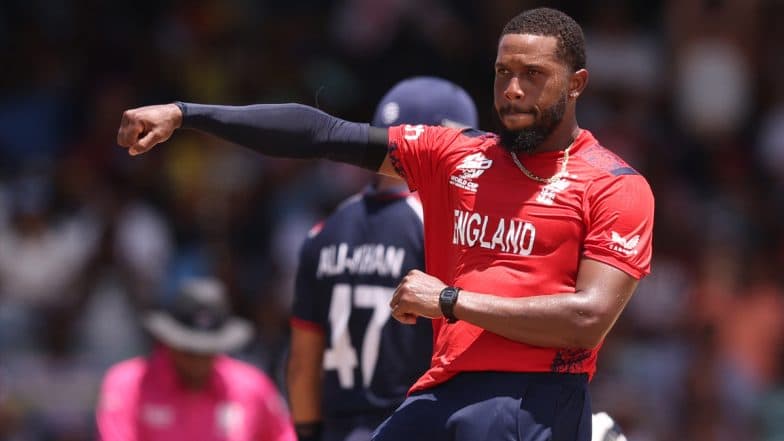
[291,185,431,419]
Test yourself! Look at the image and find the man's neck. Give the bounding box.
[178,374,209,390]
[532,120,581,154]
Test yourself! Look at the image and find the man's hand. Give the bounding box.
[390,270,447,324]
[117,103,183,156]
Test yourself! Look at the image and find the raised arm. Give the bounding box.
[116,102,398,175]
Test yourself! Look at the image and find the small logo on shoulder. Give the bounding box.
[609,231,640,256]
[450,153,493,192]
[404,124,425,141]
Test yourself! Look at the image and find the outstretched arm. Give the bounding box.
[389,258,639,349]
[117,102,395,174]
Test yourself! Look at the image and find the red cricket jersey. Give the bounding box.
[387,125,654,393]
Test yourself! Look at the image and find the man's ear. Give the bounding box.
[568,68,589,99]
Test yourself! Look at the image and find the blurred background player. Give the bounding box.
[286,76,478,441]
[97,277,296,441]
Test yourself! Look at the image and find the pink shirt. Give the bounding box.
[97,348,296,441]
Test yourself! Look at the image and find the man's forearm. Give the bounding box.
[286,327,325,440]
[452,290,611,349]
[177,102,388,170]
[390,263,637,348]
[287,369,323,441]
[286,363,322,424]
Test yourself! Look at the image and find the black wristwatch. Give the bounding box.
[439,286,461,323]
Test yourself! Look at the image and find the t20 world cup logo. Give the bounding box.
[456,153,493,179]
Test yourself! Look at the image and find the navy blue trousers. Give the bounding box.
[371,372,591,441]
[324,413,391,441]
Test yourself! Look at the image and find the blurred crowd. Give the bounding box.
[0,0,783,440]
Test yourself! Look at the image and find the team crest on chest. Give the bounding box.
[536,175,573,205]
[141,403,174,428]
[450,153,493,192]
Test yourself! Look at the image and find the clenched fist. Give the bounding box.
[389,269,448,324]
[117,103,183,156]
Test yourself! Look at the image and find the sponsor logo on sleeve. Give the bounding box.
[609,231,640,256]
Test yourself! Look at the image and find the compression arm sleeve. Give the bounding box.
[176,102,389,171]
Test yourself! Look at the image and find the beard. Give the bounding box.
[496,92,568,154]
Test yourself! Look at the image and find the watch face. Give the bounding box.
[441,287,458,302]
[440,287,459,323]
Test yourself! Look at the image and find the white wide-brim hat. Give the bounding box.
[143,277,253,354]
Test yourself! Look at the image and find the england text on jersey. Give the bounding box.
[452,209,536,256]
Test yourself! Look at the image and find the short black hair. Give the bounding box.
[501,8,586,72]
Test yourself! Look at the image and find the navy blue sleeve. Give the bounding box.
[177,102,389,171]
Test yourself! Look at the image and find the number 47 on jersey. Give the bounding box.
[323,284,395,389]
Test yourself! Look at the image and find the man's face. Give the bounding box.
[170,347,216,389]
[493,33,571,153]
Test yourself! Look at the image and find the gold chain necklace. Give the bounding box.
[511,141,574,184]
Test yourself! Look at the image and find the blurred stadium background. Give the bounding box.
[0,0,783,439]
